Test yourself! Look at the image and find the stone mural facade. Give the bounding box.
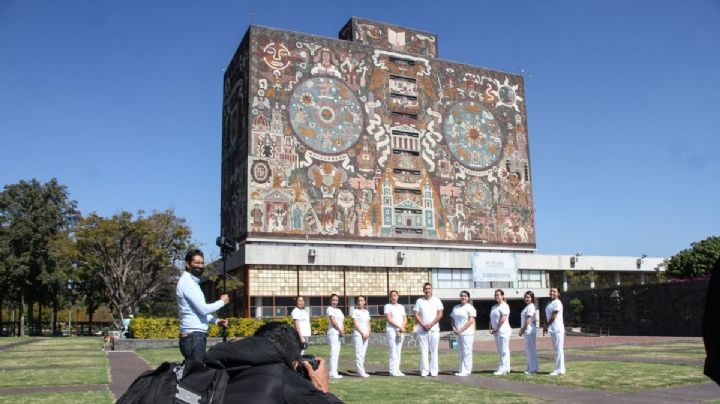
[222,17,535,248]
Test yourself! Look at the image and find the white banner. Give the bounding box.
[472,252,518,282]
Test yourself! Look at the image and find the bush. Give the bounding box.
[130,315,415,339]
[569,298,584,325]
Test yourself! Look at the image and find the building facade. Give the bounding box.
[219,18,661,328]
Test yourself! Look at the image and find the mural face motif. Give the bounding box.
[289,77,364,154]
[222,20,535,247]
[263,42,291,71]
[445,101,504,169]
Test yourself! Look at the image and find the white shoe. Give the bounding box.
[330,374,343,379]
[549,371,564,376]
[392,371,405,377]
[454,372,469,377]
[430,373,438,377]
[493,370,508,376]
[524,371,536,375]
[359,373,369,378]
[420,372,429,377]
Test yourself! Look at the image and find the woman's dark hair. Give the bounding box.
[460,290,470,299]
[494,289,505,300]
[524,290,535,304]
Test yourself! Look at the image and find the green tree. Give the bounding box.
[0,179,79,336]
[667,236,720,279]
[74,210,191,328]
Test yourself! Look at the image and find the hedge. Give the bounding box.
[130,316,415,339]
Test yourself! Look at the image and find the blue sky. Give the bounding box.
[1,0,718,258]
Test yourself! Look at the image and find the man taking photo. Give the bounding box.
[177,248,229,362]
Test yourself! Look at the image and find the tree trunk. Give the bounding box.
[19,295,25,337]
[26,297,34,336]
[37,303,42,336]
[52,300,58,334]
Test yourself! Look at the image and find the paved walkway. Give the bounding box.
[107,350,152,400]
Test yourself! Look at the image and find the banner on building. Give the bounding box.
[471,252,518,282]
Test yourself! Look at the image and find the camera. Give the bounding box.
[216,237,239,254]
[297,354,320,379]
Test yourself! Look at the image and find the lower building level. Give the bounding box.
[210,240,664,330]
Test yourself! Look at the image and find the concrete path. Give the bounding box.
[107,350,152,400]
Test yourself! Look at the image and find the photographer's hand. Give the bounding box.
[304,357,330,393]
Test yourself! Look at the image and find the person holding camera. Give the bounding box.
[326,293,345,379]
[176,248,229,362]
[205,322,343,403]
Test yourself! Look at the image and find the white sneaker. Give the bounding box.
[493,370,508,376]
[330,374,343,379]
[420,372,429,377]
[430,373,438,377]
[359,373,370,378]
[454,372,469,377]
[549,371,564,376]
[392,371,405,377]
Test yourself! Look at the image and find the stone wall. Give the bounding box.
[559,279,709,336]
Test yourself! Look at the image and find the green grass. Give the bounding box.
[0,350,105,358]
[0,390,113,404]
[135,347,184,367]
[0,354,108,369]
[0,367,109,388]
[565,343,707,360]
[329,376,539,404]
[486,360,707,392]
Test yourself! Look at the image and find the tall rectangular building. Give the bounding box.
[221,18,536,321]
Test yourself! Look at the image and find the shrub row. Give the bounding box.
[130,316,415,339]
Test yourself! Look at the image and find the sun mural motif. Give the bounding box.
[288,77,364,154]
[444,101,504,169]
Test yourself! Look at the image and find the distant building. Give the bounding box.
[219,18,662,328]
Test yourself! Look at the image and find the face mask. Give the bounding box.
[189,266,204,277]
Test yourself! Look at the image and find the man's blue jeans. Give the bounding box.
[179,331,207,362]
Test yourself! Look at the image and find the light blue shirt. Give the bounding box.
[176,271,225,334]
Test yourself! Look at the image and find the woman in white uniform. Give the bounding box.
[543,287,565,376]
[450,290,476,376]
[490,288,511,375]
[518,290,538,374]
[291,296,311,354]
[384,290,407,376]
[326,293,345,378]
[352,295,371,377]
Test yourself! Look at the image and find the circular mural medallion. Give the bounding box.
[289,77,363,154]
[251,160,271,184]
[444,101,504,169]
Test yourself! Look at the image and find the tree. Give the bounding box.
[74,210,191,328]
[0,179,79,336]
[667,236,720,279]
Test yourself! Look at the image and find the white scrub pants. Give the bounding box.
[328,333,342,376]
[523,328,538,372]
[495,332,511,372]
[457,333,474,375]
[353,333,368,375]
[417,329,440,376]
[550,330,565,373]
[386,328,404,374]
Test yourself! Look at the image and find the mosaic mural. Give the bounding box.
[221,18,535,247]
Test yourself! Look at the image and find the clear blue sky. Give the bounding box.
[1,0,718,258]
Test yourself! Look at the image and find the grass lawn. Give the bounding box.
[486,360,707,392]
[329,376,538,404]
[565,343,707,360]
[0,354,108,369]
[0,390,113,404]
[135,342,708,395]
[0,367,109,388]
[0,337,110,389]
